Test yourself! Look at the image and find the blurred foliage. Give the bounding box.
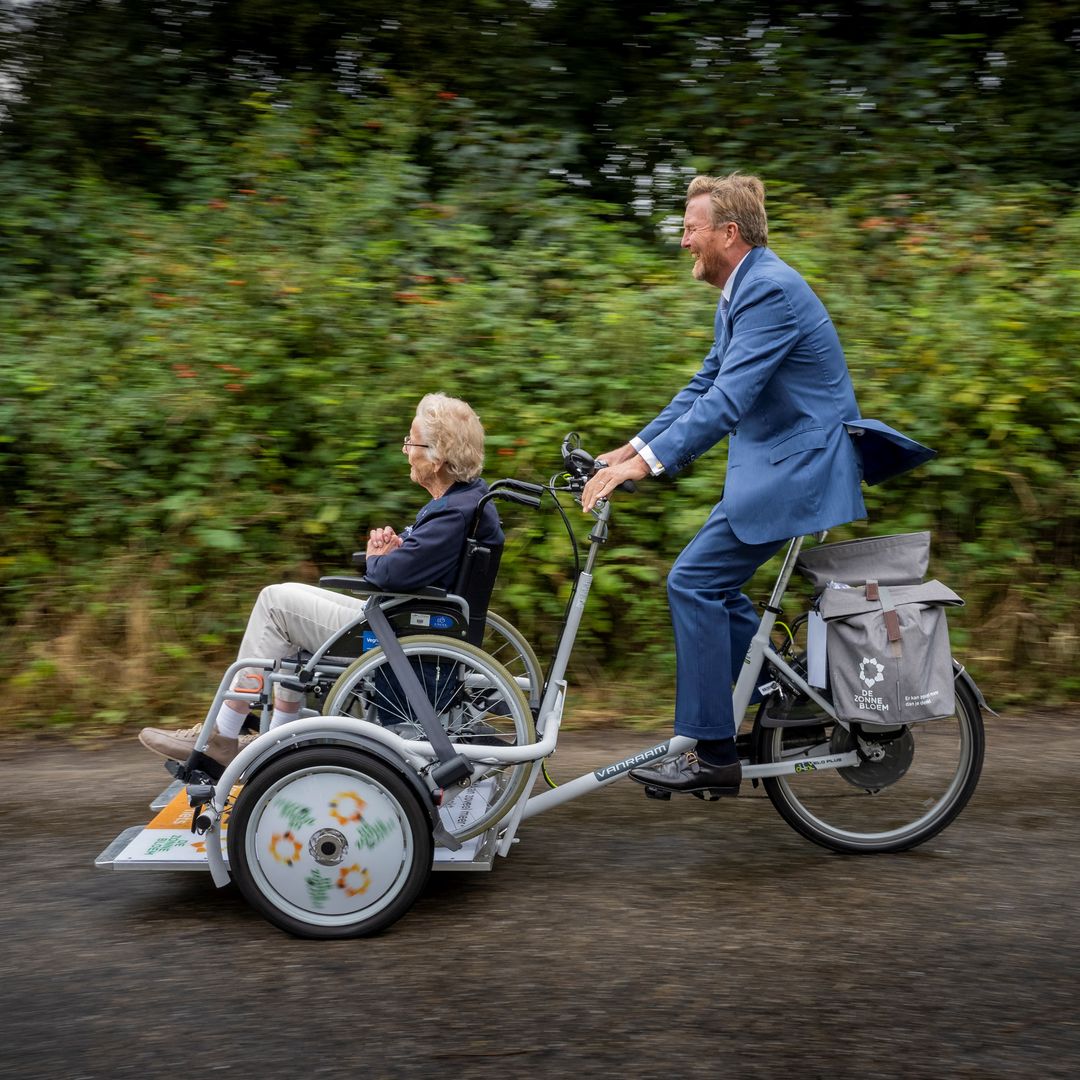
[3,0,1080,210]
[0,1,1078,728]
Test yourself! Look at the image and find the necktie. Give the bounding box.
[716,295,731,350]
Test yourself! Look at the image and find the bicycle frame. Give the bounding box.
[493,506,858,851]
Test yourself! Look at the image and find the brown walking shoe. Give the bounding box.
[138,724,248,767]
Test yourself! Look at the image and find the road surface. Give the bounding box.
[0,712,1076,1078]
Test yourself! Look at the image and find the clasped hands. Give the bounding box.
[366,525,404,558]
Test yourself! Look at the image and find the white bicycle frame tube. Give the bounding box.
[515,531,853,825]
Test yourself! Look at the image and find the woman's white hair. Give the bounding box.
[414,393,486,482]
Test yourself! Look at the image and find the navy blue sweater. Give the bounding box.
[364,479,503,593]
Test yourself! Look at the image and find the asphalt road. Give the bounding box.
[0,712,1077,1079]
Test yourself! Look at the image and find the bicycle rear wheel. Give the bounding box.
[753,679,984,853]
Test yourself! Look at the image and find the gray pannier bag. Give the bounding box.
[796,531,932,591]
[796,533,964,725]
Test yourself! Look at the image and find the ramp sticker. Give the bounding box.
[104,786,242,867]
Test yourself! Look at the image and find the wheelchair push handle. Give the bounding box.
[496,489,543,510]
[486,478,545,509]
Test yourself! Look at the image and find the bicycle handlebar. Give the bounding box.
[560,432,637,494]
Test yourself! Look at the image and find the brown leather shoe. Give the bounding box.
[138,726,242,767]
[628,751,741,796]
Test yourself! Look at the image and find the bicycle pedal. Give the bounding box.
[643,785,672,801]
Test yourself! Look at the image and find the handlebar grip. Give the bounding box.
[619,479,637,494]
[490,478,546,497]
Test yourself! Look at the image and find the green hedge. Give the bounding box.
[1,92,1077,729]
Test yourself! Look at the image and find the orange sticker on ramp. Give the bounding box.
[145,786,243,829]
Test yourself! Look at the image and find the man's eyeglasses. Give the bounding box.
[403,436,430,449]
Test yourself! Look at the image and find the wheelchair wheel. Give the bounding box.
[227,748,432,939]
[482,610,543,710]
[752,679,984,854]
[321,636,535,841]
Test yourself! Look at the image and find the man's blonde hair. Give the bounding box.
[686,172,768,247]
[414,393,486,482]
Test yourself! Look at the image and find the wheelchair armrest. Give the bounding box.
[318,576,450,601]
[319,575,380,594]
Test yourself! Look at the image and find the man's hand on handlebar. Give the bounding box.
[581,454,650,513]
[594,443,639,468]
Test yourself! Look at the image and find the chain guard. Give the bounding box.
[831,724,915,790]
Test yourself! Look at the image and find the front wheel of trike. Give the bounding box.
[227,748,433,939]
[752,679,985,854]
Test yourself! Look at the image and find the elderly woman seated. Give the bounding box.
[139,392,502,768]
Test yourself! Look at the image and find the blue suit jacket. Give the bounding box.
[637,247,931,545]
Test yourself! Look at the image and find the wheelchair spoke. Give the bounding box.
[322,637,535,841]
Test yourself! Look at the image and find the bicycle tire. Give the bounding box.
[227,747,432,939]
[753,678,984,853]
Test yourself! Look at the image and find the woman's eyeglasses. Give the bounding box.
[403,436,430,449]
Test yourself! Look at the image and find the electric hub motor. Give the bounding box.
[831,723,915,790]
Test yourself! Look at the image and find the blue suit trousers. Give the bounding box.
[667,503,785,741]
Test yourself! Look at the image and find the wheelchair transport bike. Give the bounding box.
[97,434,988,939]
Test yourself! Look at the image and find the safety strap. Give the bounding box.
[865,579,903,656]
[363,599,474,789]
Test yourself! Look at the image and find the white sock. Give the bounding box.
[215,702,249,739]
[270,707,301,730]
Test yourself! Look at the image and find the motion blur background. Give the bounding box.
[1,0,1077,732]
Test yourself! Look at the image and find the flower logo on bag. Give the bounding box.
[858,656,885,689]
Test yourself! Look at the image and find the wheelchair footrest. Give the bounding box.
[164,751,224,784]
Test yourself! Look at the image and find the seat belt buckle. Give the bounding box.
[430,753,474,789]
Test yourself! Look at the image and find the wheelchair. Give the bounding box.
[310,480,546,842]
[165,478,545,820]
[96,478,545,936]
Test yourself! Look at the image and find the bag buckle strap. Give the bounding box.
[865,578,903,654]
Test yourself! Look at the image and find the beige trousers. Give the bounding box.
[235,582,368,703]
